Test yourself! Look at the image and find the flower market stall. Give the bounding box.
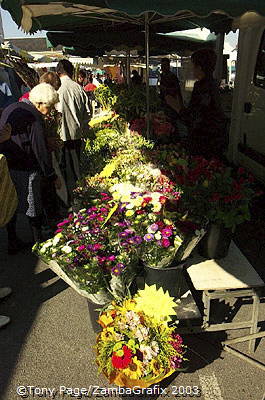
[31,97,262,385]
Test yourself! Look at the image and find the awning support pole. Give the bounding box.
[126,50,131,85]
[214,32,225,85]
[145,12,150,138]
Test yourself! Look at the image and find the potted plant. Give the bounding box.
[172,157,258,258]
[96,284,186,388]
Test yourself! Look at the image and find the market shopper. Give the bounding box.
[0,83,61,251]
[131,70,142,85]
[160,58,183,121]
[165,49,227,158]
[56,60,90,200]
[77,69,87,87]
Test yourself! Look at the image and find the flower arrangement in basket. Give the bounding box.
[96,285,186,388]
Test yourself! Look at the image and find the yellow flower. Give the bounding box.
[125,210,134,217]
[123,357,143,380]
[121,194,131,202]
[164,219,173,225]
[112,192,121,201]
[135,285,177,324]
[119,299,136,312]
[98,313,113,328]
[133,196,143,207]
[100,327,115,341]
[152,203,161,212]
[150,359,163,375]
[203,180,209,187]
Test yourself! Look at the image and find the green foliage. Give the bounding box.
[111,85,161,122]
[94,84,117,110]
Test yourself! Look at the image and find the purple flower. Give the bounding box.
[149,223,159,233]
[127,238,135,245]
[144,233,154,242]
[120,241,129,247]
[111,263,125,276]
[118,222,127,227]
[124,228,134,235]
[170,356,183,369]
[133,236,143,244]
[119,231,129,238]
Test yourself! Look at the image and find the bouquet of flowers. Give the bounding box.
[109,184,205,268]
[96,285,186,388]
[33,193,140,301]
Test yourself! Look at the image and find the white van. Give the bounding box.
[229,16,265,183]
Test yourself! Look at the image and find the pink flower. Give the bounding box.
[93,244,102,251]
[55,229,62,234]
[161,228,172,237]
[108,255,116,261]
[57,220,69,227]
[162,238,170,248]
[77,245,86,252]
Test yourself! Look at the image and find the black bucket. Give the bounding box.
[198,223,232,259]
[87,300,103,333]
[144,263,186,298]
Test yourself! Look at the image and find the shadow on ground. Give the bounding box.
[0,215,68,399]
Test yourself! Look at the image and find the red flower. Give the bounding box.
[111,345,132,369]
[143,197,152,203]
[159,196,167,204]
[162,238,171,248]
[238,167,245,175]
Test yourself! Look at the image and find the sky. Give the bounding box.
[1,8,46,38]
[0,7,238,47]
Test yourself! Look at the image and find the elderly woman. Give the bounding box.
[166,49,227,159]
[0,83,61,253]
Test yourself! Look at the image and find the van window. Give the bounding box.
[254,30,265,88]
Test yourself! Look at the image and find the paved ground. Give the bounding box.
[0,200,265,400]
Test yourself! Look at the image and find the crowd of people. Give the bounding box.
[0,49,228,328]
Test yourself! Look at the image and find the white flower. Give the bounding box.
[151,341,159,355]
[155,232,162,240]
[139,344,157,361]
[82,226,89,231]
[61,245,72,254]
[150,168,161,177]
[126,202,135,209]
[52,234,62,246]
[135,326,149,343]
[40,240,53,253]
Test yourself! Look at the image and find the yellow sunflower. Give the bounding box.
[123,357,143,380]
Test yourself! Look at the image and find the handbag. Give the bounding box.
[0,154,18,227]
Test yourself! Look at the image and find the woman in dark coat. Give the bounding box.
[0,83,61,253]
[166,49,227,159]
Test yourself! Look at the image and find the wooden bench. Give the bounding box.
[184,241,265,353]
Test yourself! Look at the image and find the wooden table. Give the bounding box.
[184,241,265,352]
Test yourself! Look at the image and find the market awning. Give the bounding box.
[3,1,265,35]
[2,0,239,34]
[47,30,215,58]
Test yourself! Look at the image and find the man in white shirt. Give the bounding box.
[56,60,91,201]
